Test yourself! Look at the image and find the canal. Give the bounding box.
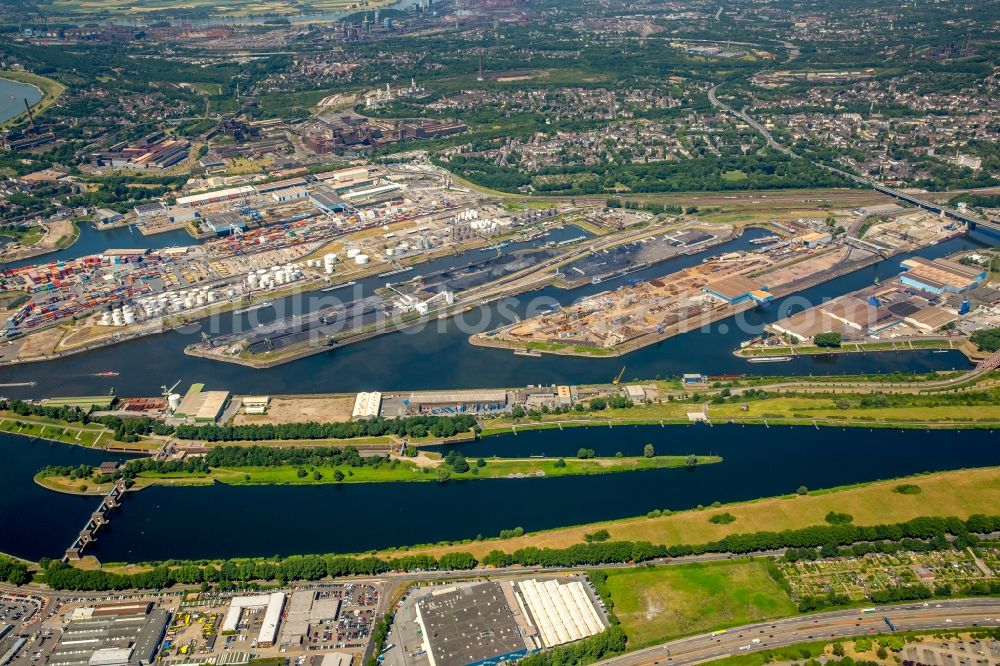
[2,426,997,562]
[0,231,991,399]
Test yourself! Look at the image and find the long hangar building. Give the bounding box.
[414,577,607,666]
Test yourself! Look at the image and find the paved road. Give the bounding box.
[597,599,1000,666]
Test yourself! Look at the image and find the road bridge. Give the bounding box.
[63,479,129,562]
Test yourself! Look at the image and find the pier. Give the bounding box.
[63,479,128,562]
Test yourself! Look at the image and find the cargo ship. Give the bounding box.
[321,281,357,292]
[234,302,272,315]
[746,355,792,363]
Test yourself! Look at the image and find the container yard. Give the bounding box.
[0,163,552,362]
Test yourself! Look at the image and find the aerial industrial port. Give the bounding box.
[472,213,968,357]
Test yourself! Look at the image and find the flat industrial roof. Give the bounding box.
[416,583,525,666]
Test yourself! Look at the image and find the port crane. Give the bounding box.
[612,366,626,385]
[160,380,181,397]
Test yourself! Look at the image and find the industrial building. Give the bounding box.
[48,604,168,666]
[415,583,530,666]
[352,392,382,419]
[513,579,606,648]
[899,257,987,294]
[702,274,772,305]
[404,390,508,415]
[241,396,271,415]
[222,593,286,648]
[279,590,341,646]
[173,384,231,423]
[176,186,256,208]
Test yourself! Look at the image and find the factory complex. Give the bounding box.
[19,584,381,666]
[48,603,168,666]
[391,577,608,666]
[767,254,1000,344]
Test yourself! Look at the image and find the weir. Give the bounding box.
[63,479,128,562]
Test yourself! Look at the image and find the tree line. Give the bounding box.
[173,414,479,442]
[33,514,1000,591]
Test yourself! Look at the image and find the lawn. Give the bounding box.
[128,454,721,488]
[605,560,797,646]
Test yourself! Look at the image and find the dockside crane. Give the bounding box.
[612,366,626,385]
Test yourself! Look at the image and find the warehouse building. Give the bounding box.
[279,590,341,646]
[513,579,606,648]
[352,392,382,419]
[415,583,529,666]
[173,384,231,423]
[48,605,168,666]
[703,275,772,305]
[203,211,248,236]
[222,593,286,648]
[899,257,987,294]
[242,396,271,415]
[405,390,508,415]
[176,186,256,208]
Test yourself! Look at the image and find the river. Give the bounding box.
[0,230,991,399]
[0,77,44,124]
[2,426,997,562]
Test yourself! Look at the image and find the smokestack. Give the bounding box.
[477,54,484,82]
[24,98,35,128]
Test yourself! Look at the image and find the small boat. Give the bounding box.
[931,349,950,354]
[746,355,792,363]
[94,371,119,377]
[591,276,602,285]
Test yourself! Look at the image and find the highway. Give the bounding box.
[597,599,1000,666]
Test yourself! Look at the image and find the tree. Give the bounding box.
[814,332,842,348]
[686,454,698,468]
[476,458,487,468]
[333,470,345,482]
[553,458,567,468]
[797,485,809,495]
[296,468,307,478]
[312,470,323,481]
[643,443,655,458]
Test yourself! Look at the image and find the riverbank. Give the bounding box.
[0,71,65,128]
[369,465,1000,562]
[34,454,722,494]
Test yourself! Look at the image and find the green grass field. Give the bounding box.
[605,560,797,646]
[130,454,720,488]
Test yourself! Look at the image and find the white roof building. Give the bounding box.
[352,392,382,420]
[515,579,605,648]
[222,593,286,646]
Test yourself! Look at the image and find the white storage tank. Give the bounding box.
[354,254,370,265]
[346,248,361,259]
[168,393,182,412]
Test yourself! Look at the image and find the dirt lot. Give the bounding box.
[16,326,64,359]
[232,395,356,425]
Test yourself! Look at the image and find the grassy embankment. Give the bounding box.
[0,71,66,128]
[369,466,1000,560]
[0,412,160,449]
[34,455,721,494]
[604,560,797,647]
[480,395,1000,434]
